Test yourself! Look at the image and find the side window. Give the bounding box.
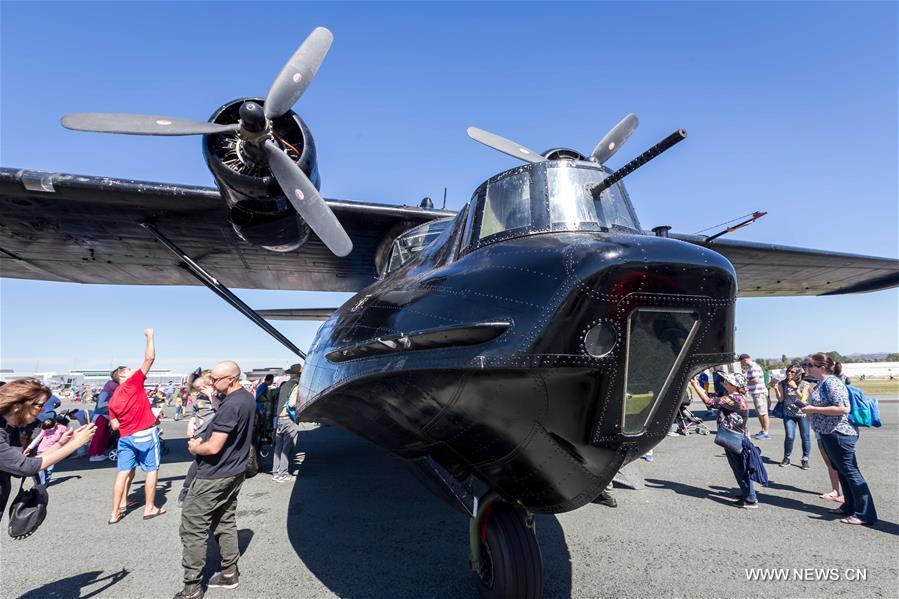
[384,219,452,275]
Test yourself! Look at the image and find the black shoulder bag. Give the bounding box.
[8,475,48,540]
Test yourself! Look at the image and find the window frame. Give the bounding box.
[620,307,700,436]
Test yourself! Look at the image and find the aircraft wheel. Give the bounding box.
[475,503,543,599]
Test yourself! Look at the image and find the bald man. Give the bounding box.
[176,361,255,599]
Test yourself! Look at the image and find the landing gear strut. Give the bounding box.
[469,491,543,599]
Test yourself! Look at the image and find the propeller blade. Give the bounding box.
[263,140,353,257]
[591,113,639,164]
[264,27,334,119]
[466,127,547,164]
[61,113,238,136]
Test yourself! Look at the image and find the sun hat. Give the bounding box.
[716,370,747,392]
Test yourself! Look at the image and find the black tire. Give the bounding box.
[476,503,543,599]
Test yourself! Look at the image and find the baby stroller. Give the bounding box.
[673,393,710,436]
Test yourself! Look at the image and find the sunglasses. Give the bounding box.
[207,374,235,385]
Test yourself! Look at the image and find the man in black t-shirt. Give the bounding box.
[176,361,255,599]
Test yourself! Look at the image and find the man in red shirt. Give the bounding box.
[107,328,165,524]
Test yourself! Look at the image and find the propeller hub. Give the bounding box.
[239,101,267,133]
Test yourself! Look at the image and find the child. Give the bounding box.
[36,417,68,484]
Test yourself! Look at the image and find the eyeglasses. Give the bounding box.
[208,374,235,385]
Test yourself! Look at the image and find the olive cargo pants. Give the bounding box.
[180,474,245,587]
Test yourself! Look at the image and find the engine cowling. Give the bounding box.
[203,97,320,252]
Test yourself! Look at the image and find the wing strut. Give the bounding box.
[140,223,307,359]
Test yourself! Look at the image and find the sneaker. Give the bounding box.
[173,585,204,599]
[592,491,617,508]
[779,458,790,467]
[642,452,654,462]
[737,500,759,509]
[273,475,290,483]
[800,459,810,470]
[89,455,106,462]
[752,432,769,440]
[207,570,239,590]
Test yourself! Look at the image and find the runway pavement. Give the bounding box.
[2,399,897,599]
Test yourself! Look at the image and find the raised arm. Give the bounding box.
[689,378,713,408]
[140,328,155,375]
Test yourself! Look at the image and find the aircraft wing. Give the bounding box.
[671,233,899,297]
[0,168,452,292]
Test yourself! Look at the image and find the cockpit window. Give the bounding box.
[463,161,641,253]
[384,218,453,275]
[480,171,532,239]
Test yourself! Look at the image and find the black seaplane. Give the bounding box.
[2,27,897,598]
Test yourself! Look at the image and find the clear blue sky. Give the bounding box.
[1,1,896,374]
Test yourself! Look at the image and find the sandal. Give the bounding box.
[142,507,167,520]
[819,491,839,500]
[107,513,123,525]
[119,500,141,514]
[839,516,867,525]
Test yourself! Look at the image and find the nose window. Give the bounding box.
[622,309,698,435]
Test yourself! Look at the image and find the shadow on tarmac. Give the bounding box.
[648,478,899,536]
[17,568,129,599]
[286,426,572,598]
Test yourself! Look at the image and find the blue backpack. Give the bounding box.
[846,385,882,428]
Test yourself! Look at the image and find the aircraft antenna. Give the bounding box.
[442,187,447,210]
[704,211,768,243]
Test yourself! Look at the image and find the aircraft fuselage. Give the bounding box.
[297,161,737,513]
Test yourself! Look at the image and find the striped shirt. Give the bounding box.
[745,361,767,396]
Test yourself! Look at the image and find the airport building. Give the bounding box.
[0,369,188,388]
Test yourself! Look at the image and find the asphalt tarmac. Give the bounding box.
[3,399,897,599]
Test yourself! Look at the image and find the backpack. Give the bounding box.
[846,385,882,428]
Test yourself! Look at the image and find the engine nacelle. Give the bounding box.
[203,97,320,252]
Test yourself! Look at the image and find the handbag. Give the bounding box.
[771,402,784,419]
[8,476,48,540]
[714,425,744,454]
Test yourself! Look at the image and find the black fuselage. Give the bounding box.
[298,208,737,513]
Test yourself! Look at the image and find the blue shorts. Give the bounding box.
[117,426,160,472]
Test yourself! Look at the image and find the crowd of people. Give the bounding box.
[0,338,883,598]
[0,328,311,599]
[685,352,877,525]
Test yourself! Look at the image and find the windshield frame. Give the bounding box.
[461,161,641,255]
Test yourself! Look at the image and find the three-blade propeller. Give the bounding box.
[59,27,352,258]
[467,113,640,165]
